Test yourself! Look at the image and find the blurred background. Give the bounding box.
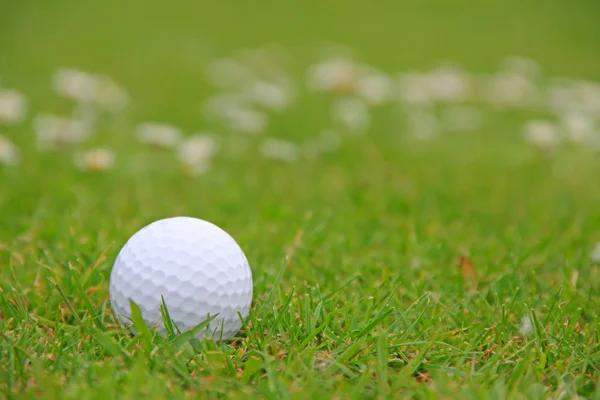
[3,0,600,122]
[2,0,600,266]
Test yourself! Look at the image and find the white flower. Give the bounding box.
[306,56,359,94]
[0,135,19,165]
[260,138,300,162]
[519,314,533,337]
[575,81,600,116]
[202,92,252,121]
[547,82,575,115]
[559,112,596,142]
[485,72,540,109]
[177,134,218,176]
[396,73,433,106]
[225,107,268,134]
[177,134,218,164]
[591,242,600,263]
[428,65,471,102]
[442,106,483,132]
[33,113,91,150]
[52,68,129,112]
[524,120,560,149]
[52,68,99,103]
[332,97,370,134]
[204,58,252,89]
[355,71,393,105]
[74,148,115,172]
[202,93,268,134]
[405,108,439,139]
[549,79,600,116]
[397,67,470,105]
[0,89,27,124]
[248,78,296,111]
[135,123,182,148]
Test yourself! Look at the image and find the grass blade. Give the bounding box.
[169,314,219,349]
[129,300,153,354]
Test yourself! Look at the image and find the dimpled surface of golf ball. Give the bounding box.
[109,217,253,341]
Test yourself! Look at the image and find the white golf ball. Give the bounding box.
[109,216,253,341]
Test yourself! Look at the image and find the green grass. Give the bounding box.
[1,0,600,398]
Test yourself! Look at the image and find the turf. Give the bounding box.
[1,0,600,398]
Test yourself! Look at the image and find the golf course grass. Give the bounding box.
[1,1,600,398]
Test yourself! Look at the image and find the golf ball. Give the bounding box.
[109,216,253,341]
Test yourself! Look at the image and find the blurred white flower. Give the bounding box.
[355,71,393,105]
[559,112,596,142]
[33,113,91,150]
[0,89,27,124]
[202,92,252,121]
[306,56,359,95]
[0,135,19,165]
[179,134,218,160]
[575,81,600,116]
[332,97,370,134]
[135,123,182,148]
[547,82,574,115]
[53,68,129,112]
[204,58,252,89]
[260,138,300,162]
[74,148,115,172]
[428,65,471,102]
[442,106,483,132]
[225,107,268,134]
[551,79,600,116]
[591,242,600,263]
[202,93,268,134]
[502,56,540,79]
[248,78,296,111]
[396,73,433,106]
[177,134,218,176]
[524,120,560,149]
[519,314,533,337]
[52,68,99,103]
[485,72,540,109]
[405,108,439,139]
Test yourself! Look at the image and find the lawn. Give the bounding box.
[1,0,600,398]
